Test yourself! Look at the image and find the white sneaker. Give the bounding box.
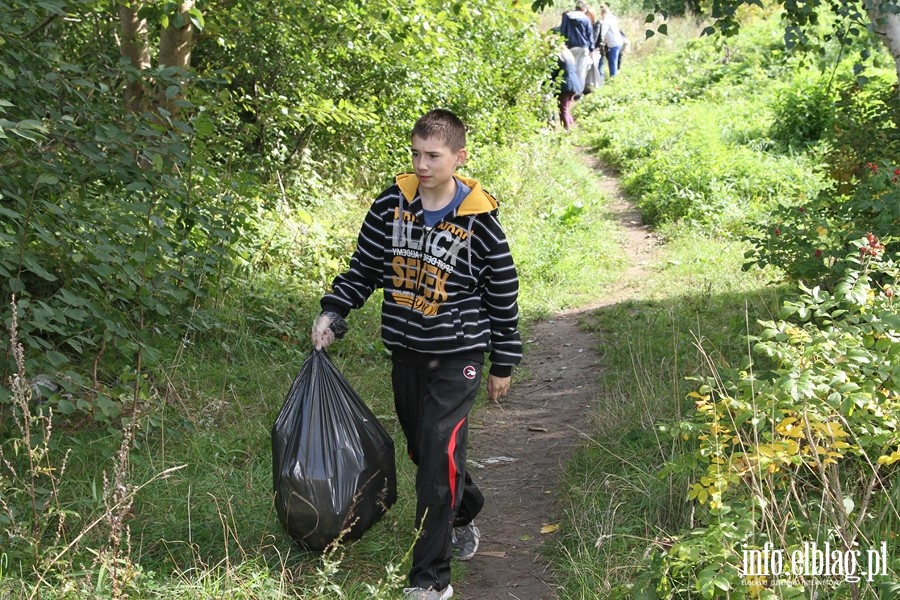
[403,585,453,599]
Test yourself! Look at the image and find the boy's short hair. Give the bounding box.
[411,109,466,152]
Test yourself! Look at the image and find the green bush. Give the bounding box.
[191,0,554,187]
[768,75,837,149]
[743,160,900,286]
[741,66,898,288]
[0,1,256,417]
[642,248,900,598]
[827,75,900,186]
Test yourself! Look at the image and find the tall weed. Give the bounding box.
[0,297,189,598]
[768,74,837,149]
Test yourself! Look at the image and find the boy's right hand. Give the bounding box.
[312,314,334,350]
[311,311,348,350]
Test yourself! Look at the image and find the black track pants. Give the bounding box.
[392,351,486,590]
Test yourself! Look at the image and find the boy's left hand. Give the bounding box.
[487,375,510,401]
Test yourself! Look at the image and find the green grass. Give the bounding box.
[574,14,832,235]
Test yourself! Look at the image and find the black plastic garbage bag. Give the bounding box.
[272,350,397,550]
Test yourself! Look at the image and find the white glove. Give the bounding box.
[312,314,335,350]
[311,311,347,350]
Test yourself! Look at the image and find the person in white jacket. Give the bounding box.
[598,5,625,78]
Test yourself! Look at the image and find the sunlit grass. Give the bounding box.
[470,135,626,322]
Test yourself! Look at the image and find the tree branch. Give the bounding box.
[23,14,58,40]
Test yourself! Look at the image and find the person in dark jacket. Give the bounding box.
[559,1,594,90]
[311,109,522,600]
[557,46,583,130]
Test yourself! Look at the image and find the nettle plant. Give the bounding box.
[652,241,900,599]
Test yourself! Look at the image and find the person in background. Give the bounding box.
[585,2,600,39]
[558,1,594,91]
[556,46,583,130]
[582,2,604,92]
[598,5,625,78]
[617,28,630,71]
[312,109,522,600]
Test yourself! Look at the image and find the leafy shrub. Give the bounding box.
[642,247,900,598]
[768,75,837,149]
[192,0,554,187]
[826,75,900,188]
[744,161,900,286]
[0,2,258,420]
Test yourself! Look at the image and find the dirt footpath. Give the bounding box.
[453,157,661,600]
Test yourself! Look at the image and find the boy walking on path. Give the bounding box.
[311,109,523,600]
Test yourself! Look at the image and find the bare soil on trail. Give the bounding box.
[453,156,663,600]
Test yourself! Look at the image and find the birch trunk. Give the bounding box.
[867,0,900,84]
[158,0,195,116]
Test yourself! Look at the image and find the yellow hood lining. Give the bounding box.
[395,173,498,216]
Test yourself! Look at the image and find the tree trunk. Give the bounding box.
[118,4,151,113]
[158,0,195,70]
[118,1,195,115]
[868,0,900,85]
[158,0,196,116]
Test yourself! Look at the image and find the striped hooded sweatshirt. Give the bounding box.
[320,173,522,377]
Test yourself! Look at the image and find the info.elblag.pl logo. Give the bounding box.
[741,541,890,584]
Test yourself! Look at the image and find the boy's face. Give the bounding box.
[410,134,466,193]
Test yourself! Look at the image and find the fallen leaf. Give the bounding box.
[479,551,508,558]
[540,523,560,534]
[527,425,548,432]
